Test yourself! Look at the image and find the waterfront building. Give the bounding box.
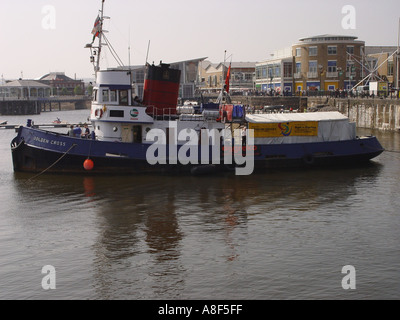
[38,72,85,96]
[255,47,294,95]
[0,79,51,99]
[364,46,399,91]
[199,61,256,93]
[292,35,365,92]
[256,35,367,94]
[256,35,400,95]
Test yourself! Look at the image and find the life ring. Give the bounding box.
[303,154,315,165]
[95,108,103,119]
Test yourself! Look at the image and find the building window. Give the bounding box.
[275,65,281,77]
[135,70,145,83]
[388,60,394,76]
[328,46,337,55]
[256,67,261,79]
[268,67,273,78]
[183,84,193,98]
[283,62,293,78]
[328,61,337,73]
[296,48,301,57]
[309,46,318,56]
[346,46,354,55]
[296,62,301,74]
[245,73,253,81]
[309,61,318,73]
[346,61,355,74]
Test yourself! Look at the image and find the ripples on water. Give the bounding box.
[1,111,400,300]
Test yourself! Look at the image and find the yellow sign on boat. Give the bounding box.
[249,121,319,138]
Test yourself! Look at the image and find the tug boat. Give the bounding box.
[10,1,384,176]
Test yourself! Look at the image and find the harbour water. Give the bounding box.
[0,109,400,300]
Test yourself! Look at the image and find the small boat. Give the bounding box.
[52,118,62,124]
[0,121,7,125]
[10,1,384,176]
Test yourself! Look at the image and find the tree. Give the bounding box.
[74,85,83,96]
[86,84,93,96]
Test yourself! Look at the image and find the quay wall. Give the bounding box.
[308,97,400,131]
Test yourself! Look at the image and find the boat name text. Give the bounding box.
[33,136,66,147]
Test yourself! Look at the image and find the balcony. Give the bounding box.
[294,72,302,79]
[307,72,318,78]
[346,72,357,78]
[326,71,338,78]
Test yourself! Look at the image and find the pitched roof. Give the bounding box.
[1,80,50,88]
[39,72,76,81]
[216,62,256,69]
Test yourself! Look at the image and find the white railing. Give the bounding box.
[346,72,356,77]
[307,72,318,78]
[326,72,338,78]
[294,73,302,79]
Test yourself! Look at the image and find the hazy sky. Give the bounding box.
[1,0,399,80]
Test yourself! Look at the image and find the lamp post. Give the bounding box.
[318,64,324,95]
[270,75,274,96]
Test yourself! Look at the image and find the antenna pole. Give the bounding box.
[128,26,131,68]
[95,0,106,74]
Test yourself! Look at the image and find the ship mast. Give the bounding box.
[85,0,106,77]
[95,0,105,73]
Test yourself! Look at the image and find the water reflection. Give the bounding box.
[10,162,383,298]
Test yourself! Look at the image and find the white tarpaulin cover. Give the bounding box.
[245,112,356,144]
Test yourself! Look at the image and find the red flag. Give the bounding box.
[225,63,231,93]
[91,15,101,43]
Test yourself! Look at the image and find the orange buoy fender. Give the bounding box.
[83,158,94,171]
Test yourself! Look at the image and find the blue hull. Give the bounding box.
[11,126,384,174]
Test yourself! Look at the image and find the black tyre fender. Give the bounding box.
[303,154,315,165]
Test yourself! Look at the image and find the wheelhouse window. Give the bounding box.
[119,90,129,106]
[93,89,98,102]
[110,90,117,102]
[102,89,109,102]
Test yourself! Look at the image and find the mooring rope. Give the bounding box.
[26,144,77,182]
